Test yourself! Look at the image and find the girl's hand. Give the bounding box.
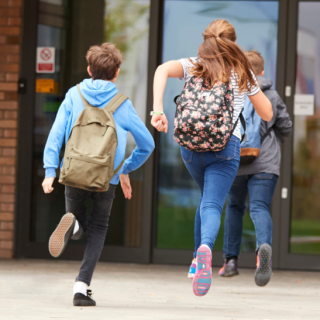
[42,177,55,193]
[120,174,132,200]
[151,114,168,133]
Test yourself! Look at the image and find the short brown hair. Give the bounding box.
[245,50,264,75]
[86,43,122,80]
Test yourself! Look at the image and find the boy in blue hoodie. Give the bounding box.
[42,43,155,306]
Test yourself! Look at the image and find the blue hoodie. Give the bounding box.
[43,79,155,185]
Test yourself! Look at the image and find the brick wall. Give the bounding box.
[0,0,22,258]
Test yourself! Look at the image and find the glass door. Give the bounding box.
[153,0,286,267]
[281,0,320,270]
[16,0,154,263]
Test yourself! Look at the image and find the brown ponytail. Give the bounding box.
[190,19,256,92]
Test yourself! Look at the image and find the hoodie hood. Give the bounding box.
[79,78,118,107]
[257,76,273,92]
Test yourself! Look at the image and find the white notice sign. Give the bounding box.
[36,47,55,73]
[294,94,314,116]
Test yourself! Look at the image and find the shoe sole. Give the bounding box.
[49,213,75,258]
[255,244,272,287]
[73,299,96,307]
[219,270,239,277]
[193,245,212,297]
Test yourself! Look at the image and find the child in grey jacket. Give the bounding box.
[219,50,292,286]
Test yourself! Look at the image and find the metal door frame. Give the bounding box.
[14,0,158,264]
[280,0,320,270]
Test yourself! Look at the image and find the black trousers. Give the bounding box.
[65,185,116,286]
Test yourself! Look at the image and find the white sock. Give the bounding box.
[73,220,79,234]
[73,281,87,296]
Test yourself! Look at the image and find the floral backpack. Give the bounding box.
[173,75,237,152]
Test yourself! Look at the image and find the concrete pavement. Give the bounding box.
[0,259,319,320]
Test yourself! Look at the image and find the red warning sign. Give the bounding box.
[40,48,52,61]
[36,47,55,73]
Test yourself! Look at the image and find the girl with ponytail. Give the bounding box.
[151,19,272,297]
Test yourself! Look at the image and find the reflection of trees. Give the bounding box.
[292,117,320,220]
[104,0,150,165]
[158,128,198,190]
[104,0,149,57]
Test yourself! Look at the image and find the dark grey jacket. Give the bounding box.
[237,77,292,176]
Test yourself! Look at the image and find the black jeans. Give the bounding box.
[65,185,116,286]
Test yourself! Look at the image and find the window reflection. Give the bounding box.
[290,2,320,254]
[31,0,150,248]
[104,0,150,247]
[157,1,279,251]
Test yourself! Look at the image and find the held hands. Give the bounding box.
[42,177,55,193]
[120,174,132,200]
[151,114,168,133]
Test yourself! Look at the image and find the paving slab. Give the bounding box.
[0,259,319,320]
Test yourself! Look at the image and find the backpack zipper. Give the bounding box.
[102,126,108,136]
[67,157,71,169]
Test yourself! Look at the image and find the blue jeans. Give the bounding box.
[180,137,240,258]
[223,173,278,259]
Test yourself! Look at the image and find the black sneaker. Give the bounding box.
[219,257,239,277]
[255,243,272,287]
[49,213,76,258]
[73,290,96,307]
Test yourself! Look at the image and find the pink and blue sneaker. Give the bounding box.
[188,260,196,279]
[192,245,212,297]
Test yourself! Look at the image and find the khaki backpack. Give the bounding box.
[59,84,127,192]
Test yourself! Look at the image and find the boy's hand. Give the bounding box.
[151,114,168,133]
[120,174,132,200]
[42,177,55,194]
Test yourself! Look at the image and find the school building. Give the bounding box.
[0,0,319,272]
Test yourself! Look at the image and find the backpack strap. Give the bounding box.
[239,112,246,133]
[239,112,246,143]
[114,157,125,175]
[77,84,92,109]
[173,95,180,104]
[105,92,128,113]
[261,127,284,144]
[230,108,246,143]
